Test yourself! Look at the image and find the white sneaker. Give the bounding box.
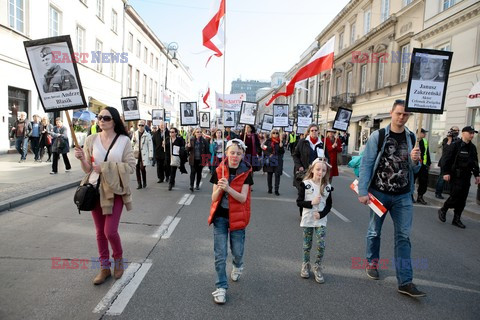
[212,288,226,304]
[313,264,325,284]
[50,171,57,175]
[300,262,311,279]
[65,169,71,172]
[231,266,243,282]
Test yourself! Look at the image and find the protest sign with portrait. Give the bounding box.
[239,101,258,126]
[332,107,352,132]
[296,104,313,127]
[180,102,198,126]
[273,104,289,127]
[121,97,141,121]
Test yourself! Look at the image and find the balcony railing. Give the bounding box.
[331,93,356,110]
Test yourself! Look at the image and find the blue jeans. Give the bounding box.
[366,189,413,286]
[15,137,28,160]
[213,216,245,289]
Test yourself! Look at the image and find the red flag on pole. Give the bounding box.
[202,0,225,66]
[203,87,211,109]
[266,37,335,106]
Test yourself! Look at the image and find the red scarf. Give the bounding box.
[270,137,280,154]
[310,136,318,144]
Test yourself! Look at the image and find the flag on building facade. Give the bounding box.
[202,0,226,66]
[266,37,335,106]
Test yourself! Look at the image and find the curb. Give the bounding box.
[0,180,81,214]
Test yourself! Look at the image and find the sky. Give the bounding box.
[128,0,351,99]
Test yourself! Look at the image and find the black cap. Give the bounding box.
[40,47,52,58]
[421,128,428,133]
[462,126,478,133]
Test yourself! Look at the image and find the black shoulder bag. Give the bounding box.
[74,134,120,214]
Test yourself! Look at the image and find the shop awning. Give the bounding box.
[467,81,480,107]
[373,113,391,120]
[350,115,368,122]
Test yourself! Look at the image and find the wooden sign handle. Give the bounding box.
[65,111,79,149]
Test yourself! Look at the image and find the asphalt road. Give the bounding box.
[1,156,479,320]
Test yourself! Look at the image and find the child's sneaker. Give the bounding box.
[212,288,226,304]
[313,264,325,283]
[231,266,243,282]
[300,262,311,278]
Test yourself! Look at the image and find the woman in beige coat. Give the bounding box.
[74,107,135,285]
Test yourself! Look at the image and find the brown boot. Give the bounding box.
[114,259,125,279]
[93,268,111,285]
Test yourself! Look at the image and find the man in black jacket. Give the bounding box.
[415,129,431,205]
[438,126,480,228]
[152,122,170,183]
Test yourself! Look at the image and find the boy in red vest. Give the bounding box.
[209,138,253,304]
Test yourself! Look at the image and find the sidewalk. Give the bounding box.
[338,166,480,221]
[0,151,84,213]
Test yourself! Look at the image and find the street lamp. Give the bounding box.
[164,42,178,94]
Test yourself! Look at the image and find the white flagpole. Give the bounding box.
[221,2,227,178]
[323,68,334,157]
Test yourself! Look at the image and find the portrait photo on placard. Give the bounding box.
[180,101,198,126]
[286,118,294,132]
[332,107,352,132]
[296,104,313,127]
[24,35,86,112]
[223,111,235,127]
[239,101,258,126]
[121,97,140,121]
[152,109,165,126]
[199,112,210,128]
[261,114,274,132]
[273,104,289,127]
[405,48,453,114]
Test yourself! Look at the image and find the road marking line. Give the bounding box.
[282,171,291,178]
[177,194,190,205]
[161,217,181,239]
[104,262,153,316]
[151,216,174,238]
[93,262,142,313]
[250,196,296,202]
[199,182,203,188]
[184,194,195,205]
[384,276,480,294]
[331,208,351,222]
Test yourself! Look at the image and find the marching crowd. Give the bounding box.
[8,99,480,304]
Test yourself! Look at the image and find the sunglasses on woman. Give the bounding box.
[98,115,112,122]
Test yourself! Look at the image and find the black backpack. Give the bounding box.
[376,128,416,154]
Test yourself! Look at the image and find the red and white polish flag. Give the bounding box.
[266,36,335,106]
[350,179,387,217]
[203,87,211,109]
[202,0,225,66]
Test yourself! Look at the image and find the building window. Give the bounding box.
[377,56,385,89]
[347,71,352,94]
[76,25,85,53]
[128,33,133,52]
[399,44,410,83]
[155,57,159,71]
[144,47,148,63]
[135,70,140,96]
[143,74,147,103]
[403,0,412,7]
[49,6,60,37]
[136,40,141,57]
[364,9,371,35]
[443,0,457,11]
[96,0,104,20]
[80,0,87,4]
[150,53,154,68]
[326,80,330,103]
[154,81,158,105]
[380,0,390,23]
[95,39,103,72]
[127,65,132,96]
[149,78,153,105]
[8,87,29,148]
[336,76,342,95]
[111,9,117,33]
[437,43,451,51]
[9,0,25,33]
[338,32,344,51]
[350,23,356,45]
[360,65,367,94]
[110,50,116,80]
